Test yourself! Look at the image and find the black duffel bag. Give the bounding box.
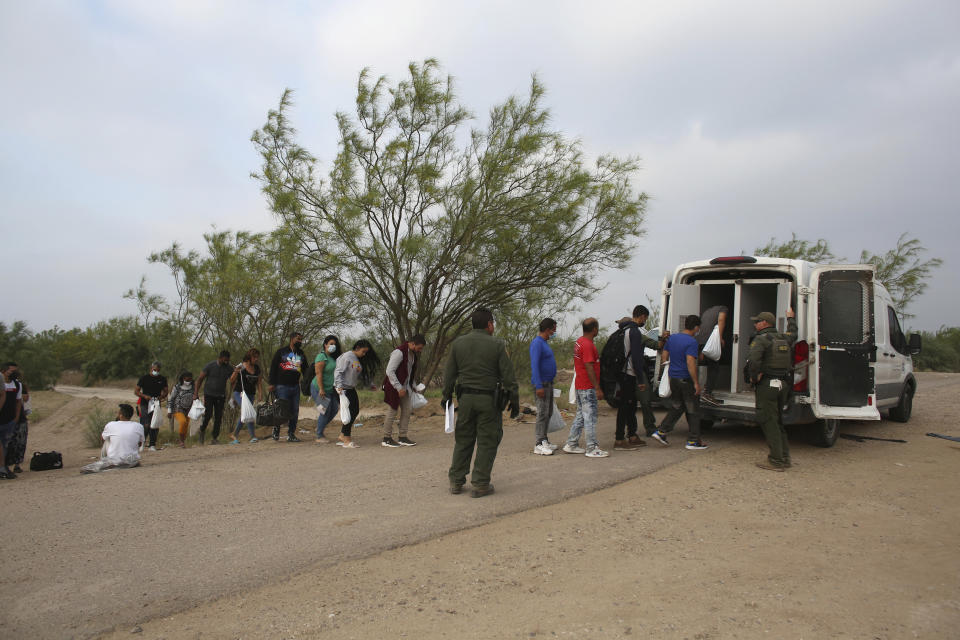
[30,451,63,471]
[256,393,291,427]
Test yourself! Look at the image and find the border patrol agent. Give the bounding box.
[747,308,797,471]
[443,308,520,497]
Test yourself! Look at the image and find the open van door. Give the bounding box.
[656,278,699,378]
[810,266,880,420]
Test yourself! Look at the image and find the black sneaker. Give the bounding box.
[272,428,280,441]
[382,437,401,448]
[685,439,708,450]
[449,482,464,494]
[397,437,417,446]
[209,439,220,445]
[287,435,302,442]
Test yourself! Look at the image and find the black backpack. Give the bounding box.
[599,328,628,408]
[299,355,315,396]
[30,451,63,471]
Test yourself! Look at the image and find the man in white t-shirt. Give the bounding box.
[100,404,144,465]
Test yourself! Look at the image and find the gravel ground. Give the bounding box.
[3,373,958,638]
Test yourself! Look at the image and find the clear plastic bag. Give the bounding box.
[410,391,428,410]
[658,369,672,398]
[702,325,722,361]
[547,401,565,433]
[240,393,257,423]
[149,398,163,430]
[339,392,352,424]
[188,398,205,421]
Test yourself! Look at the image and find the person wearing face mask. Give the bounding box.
[167,371,196,448]
[268,331,307,442]
[135,361,168,451]
[530,318,559,456]
[380,334,427,448]
[334,339,381,448]
[310,335,342,444]
[229,348,265,444]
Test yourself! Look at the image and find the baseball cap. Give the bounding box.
[750,312,776,324]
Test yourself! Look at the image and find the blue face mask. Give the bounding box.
[545,333,553,340]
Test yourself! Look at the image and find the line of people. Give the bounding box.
[129,331,426,453]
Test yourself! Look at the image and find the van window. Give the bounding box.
[888,306,908,355]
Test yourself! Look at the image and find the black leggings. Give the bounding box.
[340,388,360,437]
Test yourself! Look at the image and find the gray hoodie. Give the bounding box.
[334,352,362,389]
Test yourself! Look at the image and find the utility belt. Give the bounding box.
[761,370,791,380]
[456,385,495,398]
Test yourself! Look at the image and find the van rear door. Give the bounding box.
[656,278,699,381]
[810,266,880,420]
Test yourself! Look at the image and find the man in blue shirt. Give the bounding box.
[530,317,558,455]
[652,314,708,451]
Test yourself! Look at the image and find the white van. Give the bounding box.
[657,256,921,446]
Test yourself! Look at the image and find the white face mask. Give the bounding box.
[326,344,337,354]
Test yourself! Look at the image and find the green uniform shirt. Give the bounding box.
[747,317,798,380]
[443,329,518,399]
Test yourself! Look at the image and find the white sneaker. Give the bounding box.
[148,446,157,452]
[534,443,554,456]
[585,448,610,458]
[562,443,586,454]
[543,441,559,450]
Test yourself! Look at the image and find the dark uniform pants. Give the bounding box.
[449,393,503,487]
[200,395,225,440]
[755,377,790,465]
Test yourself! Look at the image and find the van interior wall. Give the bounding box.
[736,283,780,392]
[698,284,735,393]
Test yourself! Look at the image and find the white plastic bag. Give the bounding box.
[444,400,455,434]
[240,393,257,423]
[22,398,33,415]
[149,398,162,430]
[339,392,352,424]
[410,391,428,410]
[702,325,721,361]
[568,372,577,405]
[658,370,672,398]
[188,398,205,421]
[547,401,565,433]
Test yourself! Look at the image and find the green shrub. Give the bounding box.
[83,406,113,448]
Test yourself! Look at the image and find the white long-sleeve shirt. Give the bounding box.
[386,348,415,391]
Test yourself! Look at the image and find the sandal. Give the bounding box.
[341,441,359,449]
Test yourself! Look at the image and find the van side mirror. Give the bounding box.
[908,333,922,355]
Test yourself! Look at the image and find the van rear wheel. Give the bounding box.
[811,418,839,448]
[888,385,913,423]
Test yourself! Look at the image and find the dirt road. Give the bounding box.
[4,373,959,638]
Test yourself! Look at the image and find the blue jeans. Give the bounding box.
[310,386,339,438]
[232,391,256,438]
[274,384,301,436]
[566,389,600,451]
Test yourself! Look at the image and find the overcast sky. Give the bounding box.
[2,0,957,336]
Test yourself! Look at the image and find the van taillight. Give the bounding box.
[793,340,809,392]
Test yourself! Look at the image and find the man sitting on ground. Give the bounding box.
[81,404,145,473]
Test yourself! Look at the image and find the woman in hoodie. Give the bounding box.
[333,339,380,448]
[168,371,196,447]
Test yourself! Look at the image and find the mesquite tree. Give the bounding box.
[253,59,648,381]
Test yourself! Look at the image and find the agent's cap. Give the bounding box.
[750,311,776,324]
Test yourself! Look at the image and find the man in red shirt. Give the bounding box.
[563,318,609,458]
